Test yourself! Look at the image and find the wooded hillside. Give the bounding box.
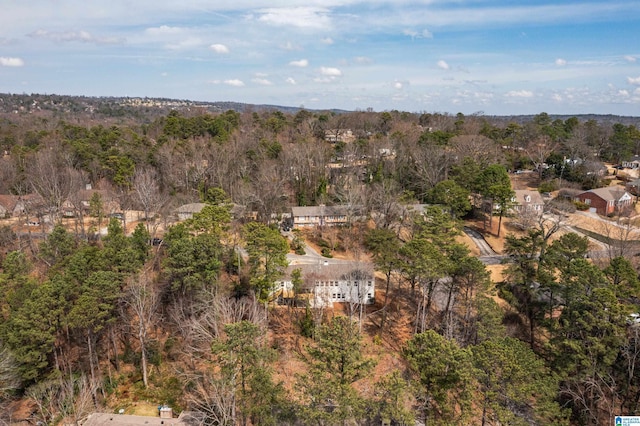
[0,93,639,425]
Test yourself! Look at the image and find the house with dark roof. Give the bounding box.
[275,262,375,307]
[575,186,632,216]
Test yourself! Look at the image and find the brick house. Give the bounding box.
[575,187,632,216]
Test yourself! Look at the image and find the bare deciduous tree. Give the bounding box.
[184,370,237,426]
[133,166,167,234]
[0,342,21,398]
[27,374,99,425]
[171,289,266,359]
[27,148,83,224]
[525,136,558,180]
[366,180,402,229]
[122,270,161,389]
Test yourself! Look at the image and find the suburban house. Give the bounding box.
[626,178,640,196]
[0,193,43,218]
[512,190,545,216]
[622,156,640,169]
[575,186,632,216]
[174,202,207,221]
[291,204,364,228]
[61,187,120,218]
[324,129,355,143]
[275,263,375,308]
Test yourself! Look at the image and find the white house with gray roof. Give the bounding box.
[275,262,375,307]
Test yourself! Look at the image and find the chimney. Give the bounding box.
[160,406,173,419]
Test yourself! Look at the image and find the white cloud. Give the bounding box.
[166,37,203,50]
[619,89,629,96]
[403,29,433,39]
[255,7,331,30]
[394,81,403,89]
[145,25,183,36]
[354,56,372,65]
[320,66,341,76]
[289,59,308,67]
[506,90,534,98]
[624,55,637,62]
[437,60,450,70]
[628,76,640,85]
[286,77,296,85]
[280,41,301,51]
[551,94,563,102]
[210,44,229,54]
[0,57,24,67]
[28,29,122,44]
[555,58,567,66]
[252,78,272,85]
[321,37,334,44]
[224,79,245,87]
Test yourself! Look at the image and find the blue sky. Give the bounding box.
[1,0,639,115]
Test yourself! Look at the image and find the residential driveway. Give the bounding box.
[463,227,508,265]
[282,230,355,265]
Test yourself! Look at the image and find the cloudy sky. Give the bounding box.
[1,0,639,115]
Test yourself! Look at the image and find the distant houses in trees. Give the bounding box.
[61,187,120,218]
[324,129,355,143]
[0,193,43,218]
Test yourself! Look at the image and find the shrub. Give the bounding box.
[573,201,590,211]
[538,180,558,193]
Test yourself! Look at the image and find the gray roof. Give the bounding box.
[81,413,187,426]
[582,186,629,202]
[514,190,544,206]
[174,202,206,214]
[291,205,359,217]
[284,262,374,281]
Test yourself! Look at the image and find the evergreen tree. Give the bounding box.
[243,222,289,302]
[297,316,375,424]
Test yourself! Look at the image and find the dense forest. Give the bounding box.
[1,93,640,425]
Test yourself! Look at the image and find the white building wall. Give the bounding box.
[277,277,375,308]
